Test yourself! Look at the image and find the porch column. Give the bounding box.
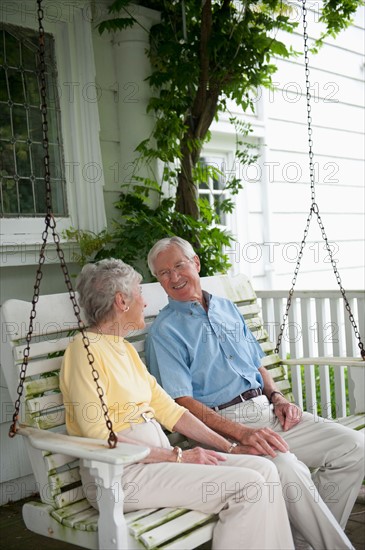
[111,6,160,194]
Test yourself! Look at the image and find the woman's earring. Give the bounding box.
[124,306,130,313]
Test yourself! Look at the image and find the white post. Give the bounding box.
[348,366,365,415]
[85,460,128,550]
[111,6,160,203]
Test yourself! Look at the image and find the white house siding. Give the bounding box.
[92,3,161,224]
[225,3,365,291]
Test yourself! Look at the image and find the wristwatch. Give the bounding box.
[227,442,238,453]
[269,390,284,403]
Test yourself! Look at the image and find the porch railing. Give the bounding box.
[257,290,365,420]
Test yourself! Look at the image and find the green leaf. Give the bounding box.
[108,0,132,14]
[98,18,134,35]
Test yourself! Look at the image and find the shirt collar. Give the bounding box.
[168,290,212,312]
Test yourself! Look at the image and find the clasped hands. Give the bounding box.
[231,399,302,457]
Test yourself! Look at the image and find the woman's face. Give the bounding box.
[123,283,147,332]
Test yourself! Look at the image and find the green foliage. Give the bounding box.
[315,0,364,49]
[100,0,362,168]
[63,228,113,267]
[140,1,296,159]
[65,192,233,281]
[66,0,362,276]
[96,1,304,224]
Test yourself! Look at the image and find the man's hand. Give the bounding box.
[271,395,302,431]
[234,427,289,457]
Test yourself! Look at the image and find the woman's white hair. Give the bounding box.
[76,258,142,326]
[147,236,196,276]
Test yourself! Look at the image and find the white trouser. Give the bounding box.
[218,395,364,550]
[81,420,294,550]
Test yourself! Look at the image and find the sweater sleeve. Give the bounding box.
[127,344,187,432]
[148,370,187,432]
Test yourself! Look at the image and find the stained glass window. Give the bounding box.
[0,23,67,217]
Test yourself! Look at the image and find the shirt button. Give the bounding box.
[229,355,233,359]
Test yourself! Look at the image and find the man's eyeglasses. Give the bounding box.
[157,259,193,281]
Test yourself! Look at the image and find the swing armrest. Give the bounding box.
[281,357,364,367]
[17,425,150,465]
[281,358,365,415]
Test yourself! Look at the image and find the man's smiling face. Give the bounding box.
[154,245,203,302]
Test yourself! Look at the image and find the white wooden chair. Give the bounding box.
[1,274,364,549]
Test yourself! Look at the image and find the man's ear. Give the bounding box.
[193,255,201,272]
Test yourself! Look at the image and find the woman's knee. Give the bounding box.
[231,454,281,484]
[202,468,267,507]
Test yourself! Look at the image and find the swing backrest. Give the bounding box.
[1,274,292,511]
[2,293,85,509]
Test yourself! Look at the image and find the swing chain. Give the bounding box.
[275,0,365,360]
[50,225,118,448]
[9,231,49,438]
[9,0,118,447]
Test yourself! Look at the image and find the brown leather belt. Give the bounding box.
[215,388,262,410]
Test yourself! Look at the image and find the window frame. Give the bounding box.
[0,0,106,265]
[201,131,263,277]
[198,153,233,230]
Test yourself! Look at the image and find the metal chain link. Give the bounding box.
[275,0,365,360]
[9,0,118,447]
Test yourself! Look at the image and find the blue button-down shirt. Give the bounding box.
[145,292,265,408]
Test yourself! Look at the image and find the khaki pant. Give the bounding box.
[217,395,363,549]
[81,420,294,550]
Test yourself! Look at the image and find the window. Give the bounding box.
[0,24,67,217]
[199,155,230,228]
[0,5,107,265]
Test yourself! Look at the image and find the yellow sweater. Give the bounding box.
[60,332,186,440]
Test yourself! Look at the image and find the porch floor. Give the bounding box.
[0,495,364,550]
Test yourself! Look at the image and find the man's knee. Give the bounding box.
[272,452,311,481]
[349,429,365,466]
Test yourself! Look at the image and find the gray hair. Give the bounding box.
[76,258,142,326]
[147,236,196,276]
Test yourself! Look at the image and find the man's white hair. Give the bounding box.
[147,237,196,276]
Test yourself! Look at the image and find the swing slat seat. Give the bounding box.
[1,273,364,549]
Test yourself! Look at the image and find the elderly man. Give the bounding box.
[145,236,364,550]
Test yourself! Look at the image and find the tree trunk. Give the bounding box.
[175,0,213,220]
[175,83,221,219]
[175,141,199,219]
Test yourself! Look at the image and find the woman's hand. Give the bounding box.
[138,445,226,465]
[181,447,226,465]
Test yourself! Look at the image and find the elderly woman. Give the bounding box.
[60,259,294,550]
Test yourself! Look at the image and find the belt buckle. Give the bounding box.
[141,412,152,423]
[240,388,259,402]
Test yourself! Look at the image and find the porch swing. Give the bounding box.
[1,1,364,549]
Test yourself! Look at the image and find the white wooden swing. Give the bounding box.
[1,1,364,549]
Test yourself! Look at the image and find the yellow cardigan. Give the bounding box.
[60,332,186,440]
